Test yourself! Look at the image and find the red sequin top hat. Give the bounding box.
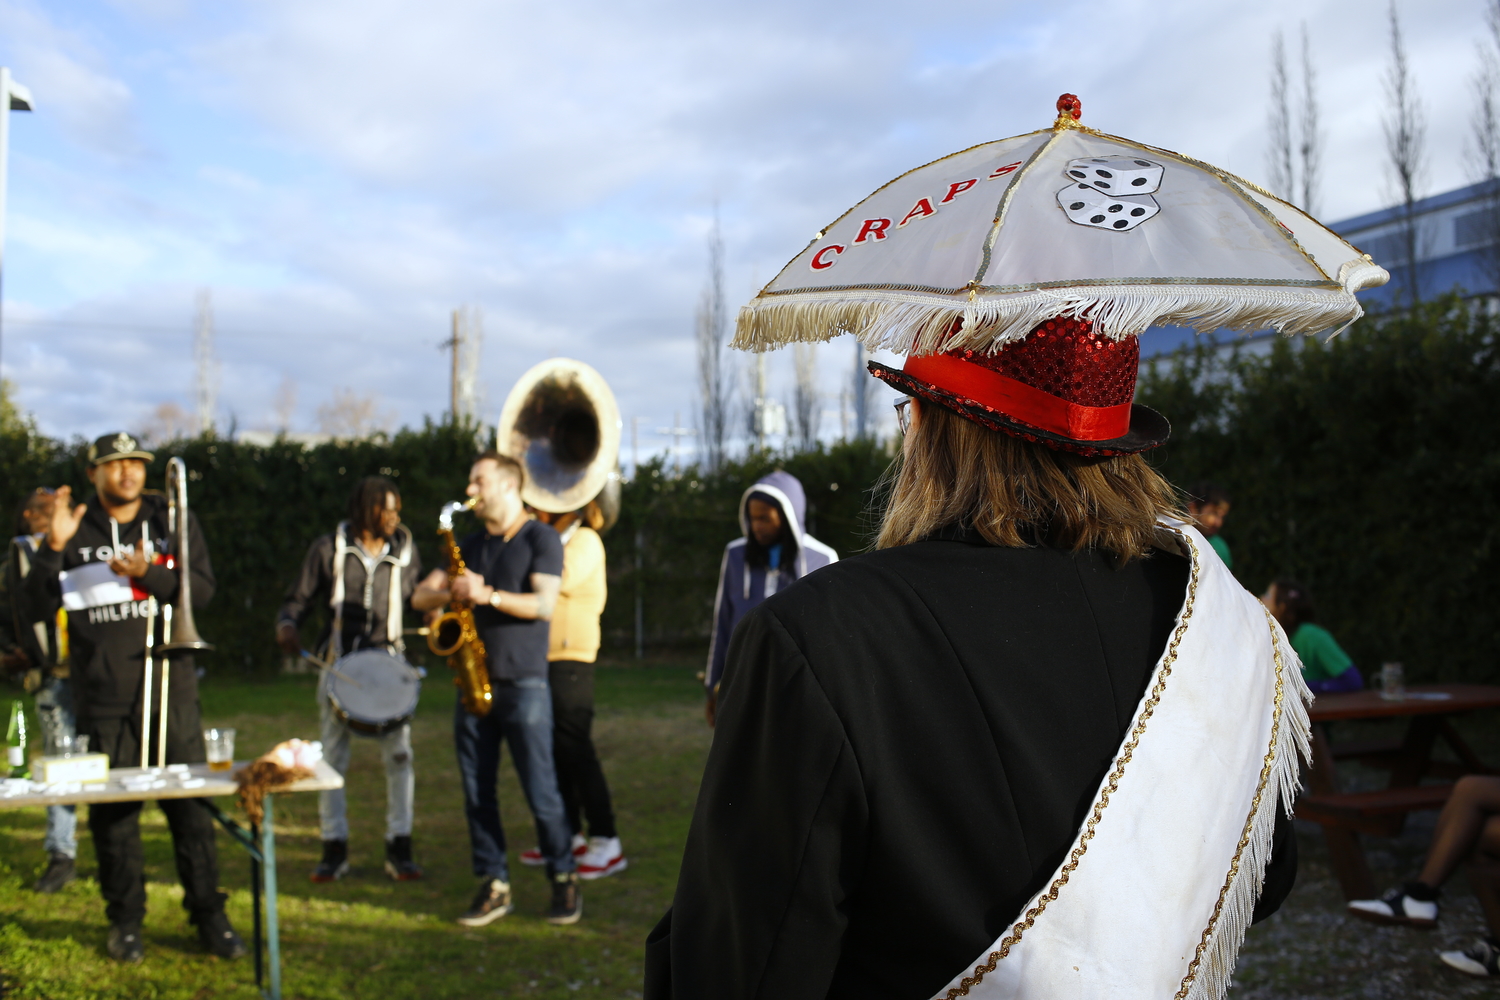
[868,316,1170,456]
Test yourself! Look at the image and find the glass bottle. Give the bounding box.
[5,700,28,779]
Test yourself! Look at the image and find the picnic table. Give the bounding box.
[0,759,342,1000]
[1296,683,1500,900]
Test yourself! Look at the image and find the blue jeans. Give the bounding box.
[453,679,575,880]
[35,676,77,858]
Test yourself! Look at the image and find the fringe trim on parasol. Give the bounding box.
[1184,617,1313,1000]
[733,280,1379,356]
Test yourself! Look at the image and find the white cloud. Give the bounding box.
[0,0,1488,453]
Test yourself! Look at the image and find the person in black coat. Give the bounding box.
[647,319,1297,999]
[25,433,244,965]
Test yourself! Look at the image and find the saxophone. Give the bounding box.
[426,499,494,717]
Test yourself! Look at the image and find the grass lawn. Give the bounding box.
[2,661,1498,999]
[0,656,710,1000]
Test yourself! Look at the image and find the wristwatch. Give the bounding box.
[488,590,502,611]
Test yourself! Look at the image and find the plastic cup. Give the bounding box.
[203,728,236,771]
[1380,662,1406,701]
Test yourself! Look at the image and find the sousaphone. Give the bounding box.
[497,358,622,527]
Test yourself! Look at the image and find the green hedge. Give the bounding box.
[0,413,893,672]
[1137,294,1500,684]
[4,294,1497,684]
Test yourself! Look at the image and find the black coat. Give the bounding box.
[24,494,214,723]
[647,527,1294,1000]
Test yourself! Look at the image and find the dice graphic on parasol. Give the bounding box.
[734,94,1389,361]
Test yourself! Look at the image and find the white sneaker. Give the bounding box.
[577,836,627,880]
[1347,884,1439,928]
[521,833,586,867]
[1440,937,1500,977]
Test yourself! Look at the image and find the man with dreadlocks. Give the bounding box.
[277,476,425,883]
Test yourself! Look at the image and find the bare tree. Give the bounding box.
[1298,24,1323,215]
[317,388,394,440]
[851,341,879,439]
[272,375,297,432]
[1468,0,1500,293]
[1384,1,1426,304]
[792,342,819,450]
[142,402,196,445]
[1267,31,1295,200]
[695,211,731,469]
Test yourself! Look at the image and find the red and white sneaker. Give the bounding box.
[577,837,627,880]
[520,833,586,868]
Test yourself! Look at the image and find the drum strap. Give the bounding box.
[330,522,414,657]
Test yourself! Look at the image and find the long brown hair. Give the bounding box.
[876,401,1180,561]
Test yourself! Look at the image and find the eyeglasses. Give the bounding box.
[894,397,913,435]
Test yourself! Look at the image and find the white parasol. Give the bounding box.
[734,95,1389,356]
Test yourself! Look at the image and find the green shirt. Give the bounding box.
[1207,534,1232,569]
[1291,622,1353,682]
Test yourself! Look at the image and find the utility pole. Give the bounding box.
[0,68,34,377]
[755,354,768,449]
[658,412,694,469]
[443,306,482,424]
[194,289,218,436]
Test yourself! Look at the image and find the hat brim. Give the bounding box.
[870,361,1169,457]
[90,449,155,465]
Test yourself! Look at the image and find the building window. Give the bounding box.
[1455,208,1500,250]
[1362,232,1409,267]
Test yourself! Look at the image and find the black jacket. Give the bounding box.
[647,528,1295,1000]
[24,494,214,721]
[276,524,423,657]
[1,535,60,673]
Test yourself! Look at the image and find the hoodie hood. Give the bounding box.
[738,471,807,546]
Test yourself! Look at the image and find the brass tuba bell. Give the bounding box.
[497,358,621,525]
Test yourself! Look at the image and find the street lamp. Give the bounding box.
[0,67,33,377]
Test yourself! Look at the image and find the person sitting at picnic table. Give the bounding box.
[1346,775,1500,978]
[1261,578,1363,694]
[1186,481,1233,569]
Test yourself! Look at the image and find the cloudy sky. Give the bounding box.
[0,0,1487,457]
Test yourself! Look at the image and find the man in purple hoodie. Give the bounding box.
[704,471,837,726]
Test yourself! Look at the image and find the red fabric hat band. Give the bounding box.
[903,352,1133,441]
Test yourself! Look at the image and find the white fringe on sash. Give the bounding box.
[1185,613,1312,1000]
[732,283,1369,356]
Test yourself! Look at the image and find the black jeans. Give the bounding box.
[83,704,225,926]
[548,661,617,839]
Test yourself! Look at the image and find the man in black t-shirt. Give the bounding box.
[414,452,578,926]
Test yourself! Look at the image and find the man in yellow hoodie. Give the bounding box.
[520,500,625,879]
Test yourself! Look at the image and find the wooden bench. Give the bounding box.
[1296,784,1453,836]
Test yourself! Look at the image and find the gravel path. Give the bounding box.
[1233,814,1496,998]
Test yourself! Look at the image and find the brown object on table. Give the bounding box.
[1297,683,1500,900]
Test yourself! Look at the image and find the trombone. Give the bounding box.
[140,457,214,769]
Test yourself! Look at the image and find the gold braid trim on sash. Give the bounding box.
[942,529,1202,998]
[1171,606,1289,999]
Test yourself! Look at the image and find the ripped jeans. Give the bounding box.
[34,676,77,858]
[317,673,414,842]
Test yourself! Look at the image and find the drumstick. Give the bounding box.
[156,605,172,768]
[140,601,156,770]
[298,649,363,688]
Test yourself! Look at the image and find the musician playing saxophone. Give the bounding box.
[276,476,424,883]
[413,451,579,926]
[23,432,244,965]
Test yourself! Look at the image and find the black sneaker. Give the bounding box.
[106,922,144,964]
[1441,937,1500,977]
[194,911,248,960]
[310,839,349,883]
[456,878,512,926]
[33,852,76,894]
[547,872,582,926]
[384,836,424,881]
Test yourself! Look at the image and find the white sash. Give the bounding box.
[931,522,1311,1000]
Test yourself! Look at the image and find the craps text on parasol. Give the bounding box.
[734,94,1389,359]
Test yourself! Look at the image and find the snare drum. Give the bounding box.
[326,648,422,736]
